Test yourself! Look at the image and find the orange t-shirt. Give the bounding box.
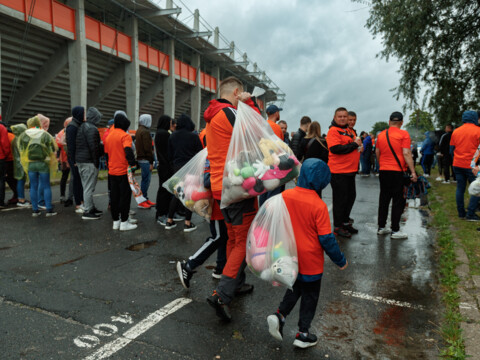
[268,120,284,141]
[104,127,132,176]
[326,126,360,173]
[7,132,15,161]
[282,187,332,275]
[451,123,480,169]
[376,127,411,171]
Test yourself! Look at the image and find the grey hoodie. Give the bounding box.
[76,107,103,166]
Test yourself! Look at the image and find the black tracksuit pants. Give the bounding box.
[378,170,405,232]
[110,174,131,222]
[278,278,322,333]
[331,173,356,228]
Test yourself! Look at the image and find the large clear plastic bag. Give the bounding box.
[246,194,298,289]
[162,147,213,221]
[468,176,480,197]
[220,101,301,209]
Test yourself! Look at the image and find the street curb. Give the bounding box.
[453,237,480,359]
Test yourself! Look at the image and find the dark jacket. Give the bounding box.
[291,128,306,158]
[66,106,84,163]
[136,114,154,163]
[76,107,103,167]
[439,131,452,157]
[298,137,329,163]
[155,115,173,180]
[362,135,373,157]
[168,114,203,169]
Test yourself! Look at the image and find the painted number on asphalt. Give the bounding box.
[74,313,131,349]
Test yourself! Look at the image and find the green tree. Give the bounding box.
[361,0,480,128]
[405,109,435,142]
[371,121,389,134]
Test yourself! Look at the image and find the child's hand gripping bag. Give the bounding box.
[246,194,298,289]
[220,101,301,209]
[162,147,213,221]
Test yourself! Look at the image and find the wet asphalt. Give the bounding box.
[0,174,441,359]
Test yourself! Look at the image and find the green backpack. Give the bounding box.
[27,135,49,161]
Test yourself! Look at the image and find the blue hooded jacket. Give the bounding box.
[293,159,346,281]
[421,131,435,155]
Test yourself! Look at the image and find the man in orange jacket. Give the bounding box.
[205,76,260,321]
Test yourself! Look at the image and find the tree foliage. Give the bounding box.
[405,109,435,141]
[371,121,389,134]
[362,0,480,128]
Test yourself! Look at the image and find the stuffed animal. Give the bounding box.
[193,199,212,220]
[277,154,295,170]
[240,165,255,179]
[260,256,298,288]
[259,138,279,166]
[222,177,249,206]
[168,176,181,193]
[174,182,185,200]
[247,178,266,196]
[252,226,270,248]
[226,161,243,185]
[242,177,256,190]
[249,251,267,273]
[191,188,212,201]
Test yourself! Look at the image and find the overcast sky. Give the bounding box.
[179,0,407,134]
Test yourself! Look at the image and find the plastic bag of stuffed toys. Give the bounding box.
[468,175,480,197]
[220,101,301,208]
[162,148,213,221]
[246,194,298,289]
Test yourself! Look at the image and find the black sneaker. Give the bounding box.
[466,214,480,222]
[348,217,354,224]
[267,313,284,341]
[156,215,167,226]
[334,227,351,238]
[92,207,103,216]
[32,210,41,217]
[173,212,185,221]
[343,224,358,234]
[165,221,177,230]
[293,332,318,348]
[64,199,73,207]
[82,211,100,220]
[212,268,222,279]
[207,291,232,322]
[46,210,57,217]
[176,261,195,289]
[184,223,197,233]
[235,283,254,296]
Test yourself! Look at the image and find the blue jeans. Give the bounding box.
[29,171,52,211]
[361,154,371,174]
[17,178,26,200]
[138,160,151,199]
[453,166,479,218]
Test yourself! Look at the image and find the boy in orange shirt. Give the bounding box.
[267,158,347,348]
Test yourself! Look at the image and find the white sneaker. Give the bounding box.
[129,209,136,216]
[75,205,85,214]
[391,231,408,239]
[377,228,391,235]
[128,217,138,224]
[435,177,443,181]
[113,220,121,230]
[120,221,137,231]
[442,180,450,184]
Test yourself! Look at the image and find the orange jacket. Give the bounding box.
[205,98,260,200]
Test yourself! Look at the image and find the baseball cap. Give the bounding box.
[266,104,283,115]
[389,111,403,121]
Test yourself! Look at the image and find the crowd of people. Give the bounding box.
[1,76,480,349]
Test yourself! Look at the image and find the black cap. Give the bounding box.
[390,111,403,121]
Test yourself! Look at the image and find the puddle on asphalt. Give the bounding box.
[0,246,12,251]
[126,241,157,251]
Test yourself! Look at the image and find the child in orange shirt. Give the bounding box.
[267,158,348,348]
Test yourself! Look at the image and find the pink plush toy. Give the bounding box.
[242,177,256,190]
[250,251,266,272]
[253,226,269,248]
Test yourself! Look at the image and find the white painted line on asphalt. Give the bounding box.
[341,290,424,310]
[83,298,192,360]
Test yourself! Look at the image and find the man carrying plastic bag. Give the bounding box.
[253,159,348,348]
[220,102,300,209]
[163,147,213,221]
[205,76,263,321]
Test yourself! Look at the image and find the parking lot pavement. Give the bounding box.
[0,175,441,359]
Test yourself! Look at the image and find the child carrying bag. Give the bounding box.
[163,147,213,221]
[220,101,301,209]
[246,194,298,289]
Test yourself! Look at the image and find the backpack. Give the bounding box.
[27,134,49,161]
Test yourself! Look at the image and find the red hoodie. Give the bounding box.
[0,122,11,160]
[205,98,260,199]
